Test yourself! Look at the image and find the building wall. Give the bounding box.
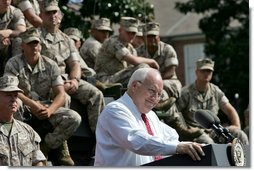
[162,36,205,86]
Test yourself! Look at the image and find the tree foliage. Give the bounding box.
[175,0,249,116]
[59,0,154,37]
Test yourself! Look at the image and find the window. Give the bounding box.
[183,43,205,85]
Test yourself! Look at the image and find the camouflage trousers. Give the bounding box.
[70,79,105,132]
[96,63,150,86]
[45,107,81,149]
[193,127,249,145]
[162,78,182,100]
[15,102,81,149]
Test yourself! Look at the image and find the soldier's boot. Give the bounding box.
[95,80,123,91]
[154,97,176,111]
[57,140,75,166]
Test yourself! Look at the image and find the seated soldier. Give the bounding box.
[0,0,26,76]
[176,58,249,144]
[4,27,82,166]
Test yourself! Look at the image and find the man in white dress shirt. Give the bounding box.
[94,68,205,166]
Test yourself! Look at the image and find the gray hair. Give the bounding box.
[127,68,151,88]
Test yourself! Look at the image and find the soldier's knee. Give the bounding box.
[69,110,82,126]
[230,129,249,145]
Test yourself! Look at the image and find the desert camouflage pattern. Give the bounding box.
[0,119,46,166]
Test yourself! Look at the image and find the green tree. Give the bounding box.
[175,0,249,122]
[59,0,154,37]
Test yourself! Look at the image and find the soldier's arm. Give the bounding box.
[14,0,42,27]
[10,7,26,37]
[11,24,26,37]
[47,85,66,114]
[161,44,178,79]
[18,92,46,117]
[161,65,177,80]
[221,102,241,129]
[68,60,81,80]
[124,53,159,69]
[22,8,42,27]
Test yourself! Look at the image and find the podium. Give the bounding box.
[143,144,250,166]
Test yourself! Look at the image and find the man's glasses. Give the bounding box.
[137,81,163,100]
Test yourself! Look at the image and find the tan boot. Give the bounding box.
[57,141,75,166]
[95,80,122,91]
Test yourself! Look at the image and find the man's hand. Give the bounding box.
[30,101,50,120]
[176,142,205,161]
[147,59,159,69]
[1,37,11,46]
[64,79,79,94]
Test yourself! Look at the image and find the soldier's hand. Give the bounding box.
[0,29,12,38]
[148,59,159,69]
[66,79,79,94]
[1,37,11,46]
[30,101,48,119]
[176,142,205,161]
[37,107,53,119]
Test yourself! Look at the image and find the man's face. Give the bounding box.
[0,91,19,114]
[0,0,11,10]
[0,0,11,13]
[40,10,61,27]
[146,35,160,49]
[119,27,136,43]
[131,75,163,114]
[94,30,110,43]
[22,40,41,56]
[196,69,213,83]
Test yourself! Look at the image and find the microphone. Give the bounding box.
[194,109,235,143]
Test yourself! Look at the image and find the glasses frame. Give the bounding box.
[137,81,163,100]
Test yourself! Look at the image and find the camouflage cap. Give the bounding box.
[42,0,59,12]
[91,18,112,31]
[196,58,214,71]
[19,27,41,43]
[0,76,23,93]
[64,27,83,41]
[145,22,160,36]
[136,24,144,37]
[120,17,138,33]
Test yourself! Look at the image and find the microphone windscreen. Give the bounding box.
[194,109,215,129]
[207,110,221,124]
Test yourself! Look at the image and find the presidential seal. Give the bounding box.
[230,138,246,166]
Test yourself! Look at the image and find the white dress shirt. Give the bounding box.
[94,92,180,166]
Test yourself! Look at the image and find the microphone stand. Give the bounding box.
[212,124,234,143]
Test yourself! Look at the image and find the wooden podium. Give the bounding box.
[143,144,250,166]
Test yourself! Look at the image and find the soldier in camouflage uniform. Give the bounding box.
[137,22,181,100]
[80,18,112,69]
[10,0,42,61]
[95,17,159,86]
[176,58,249,144]
[4,27,82,166]
[12,0,42,28]
[39,0,105,134]
[0,75,46,166]
[137,22,201,141]
[0,0,26,76]
[64,27,96,78]
[64,27,123,94]
[131,23,144,49]
[64,27,84,50]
